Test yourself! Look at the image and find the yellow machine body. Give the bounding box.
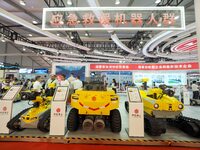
[71,89,119,115]
[21,96,51,125]
[140,87,184,118]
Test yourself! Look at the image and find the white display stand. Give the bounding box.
[0,86,22,134]
[50,86,69,136]
[126,87,144,137]
[183,91,190,105]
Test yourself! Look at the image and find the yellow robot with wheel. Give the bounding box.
[7,83,56,132]
[125,79,184,136]
[67,81,121,133]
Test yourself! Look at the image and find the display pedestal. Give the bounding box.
[50,86,69,136]
[126,87,144,137]
[183,91,190,105]
[0,86,22,134]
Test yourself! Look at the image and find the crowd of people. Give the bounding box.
[0,73,83,95]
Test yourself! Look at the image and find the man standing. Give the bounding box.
[67,73,76,83]
[33,76,43,94]
[59,74,69,86]
[192,81,199,99]
[45,74,58,89]
[72,76,83,90]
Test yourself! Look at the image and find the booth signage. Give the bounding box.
[127,87,144,137]
[0,86,22,134]
[50,86,69,136]
[90,62,199,71]
[42,7,185,31]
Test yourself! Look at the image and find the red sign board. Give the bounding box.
[90,62,199,71]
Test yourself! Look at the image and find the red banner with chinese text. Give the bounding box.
[90,62,199,71]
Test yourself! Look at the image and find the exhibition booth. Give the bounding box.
[0,0,200,149]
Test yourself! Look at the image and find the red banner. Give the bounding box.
[90,62,199,71]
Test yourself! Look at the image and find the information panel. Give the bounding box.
[127,87,144,137]
[50,86,69,136]
[2,86,22,100]
[53,86,69,101]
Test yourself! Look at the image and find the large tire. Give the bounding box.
[67,108,79,131]
[37,109,51,132]
[7,107,31,131]
[110,109,121,133]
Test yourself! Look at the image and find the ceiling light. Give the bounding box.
[67,0,72,5]
[28,34,32,37]
[32,20,38,24]
[70,51,73,54]
[157,23,162,27]
[175,16,180,20]
[115,0,120,5]
[85,33,89,36]
[114,51,117,54]
[155,0,161,4]
[70,36,74,39]
[23,47,26,51]
[19,0,26,6]
[1,38,5,42]
[56,33,60,36]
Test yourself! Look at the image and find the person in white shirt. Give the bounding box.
[45,74,58,89]
[192,81,199,99]
[59,74,69,86]
[33,76,43,93]
[67,73,76,83]
[72,76,83,90]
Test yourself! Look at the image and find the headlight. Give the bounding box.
[178,104,184,109]
[154,103,159,109]
[72,96,79,100]
[111,97,118,101]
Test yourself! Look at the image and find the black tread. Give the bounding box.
[67,108,79,131]
[7,107,31,131]
[144,114,166,136]
[125,101,129,113]
[167,116,200,137]
[37,109,51,132]
[110,109,121,133]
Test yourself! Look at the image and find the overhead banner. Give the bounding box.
[42,7,185,31]
[90,62,199,71]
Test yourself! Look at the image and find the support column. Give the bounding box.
[194,0,200,71]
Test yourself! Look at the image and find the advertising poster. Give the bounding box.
[56,66,86,81]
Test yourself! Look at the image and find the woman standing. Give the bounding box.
[111,79,117,93]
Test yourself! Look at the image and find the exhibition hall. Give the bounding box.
[0,0,200,149]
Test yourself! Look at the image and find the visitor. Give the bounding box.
[72,76,83,90]
[192,81,199,99]
[45,74,58,89]
[59,74,69,86]
[32,76,43,94]
[111,78,117,93]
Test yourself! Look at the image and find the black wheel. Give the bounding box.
[110,109,121,133]
[125,101,129,113]
[67,108,79,131]
[37,109,51,132]
[7,107,31,131]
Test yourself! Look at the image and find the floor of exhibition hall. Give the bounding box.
[0,93,200,147]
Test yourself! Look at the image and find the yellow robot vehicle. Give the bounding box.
[125,80,184,136]
[7,83,56,132]
[67,81,121,133]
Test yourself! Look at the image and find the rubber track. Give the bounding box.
[7,107,32,131]
[167,116,200,138]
